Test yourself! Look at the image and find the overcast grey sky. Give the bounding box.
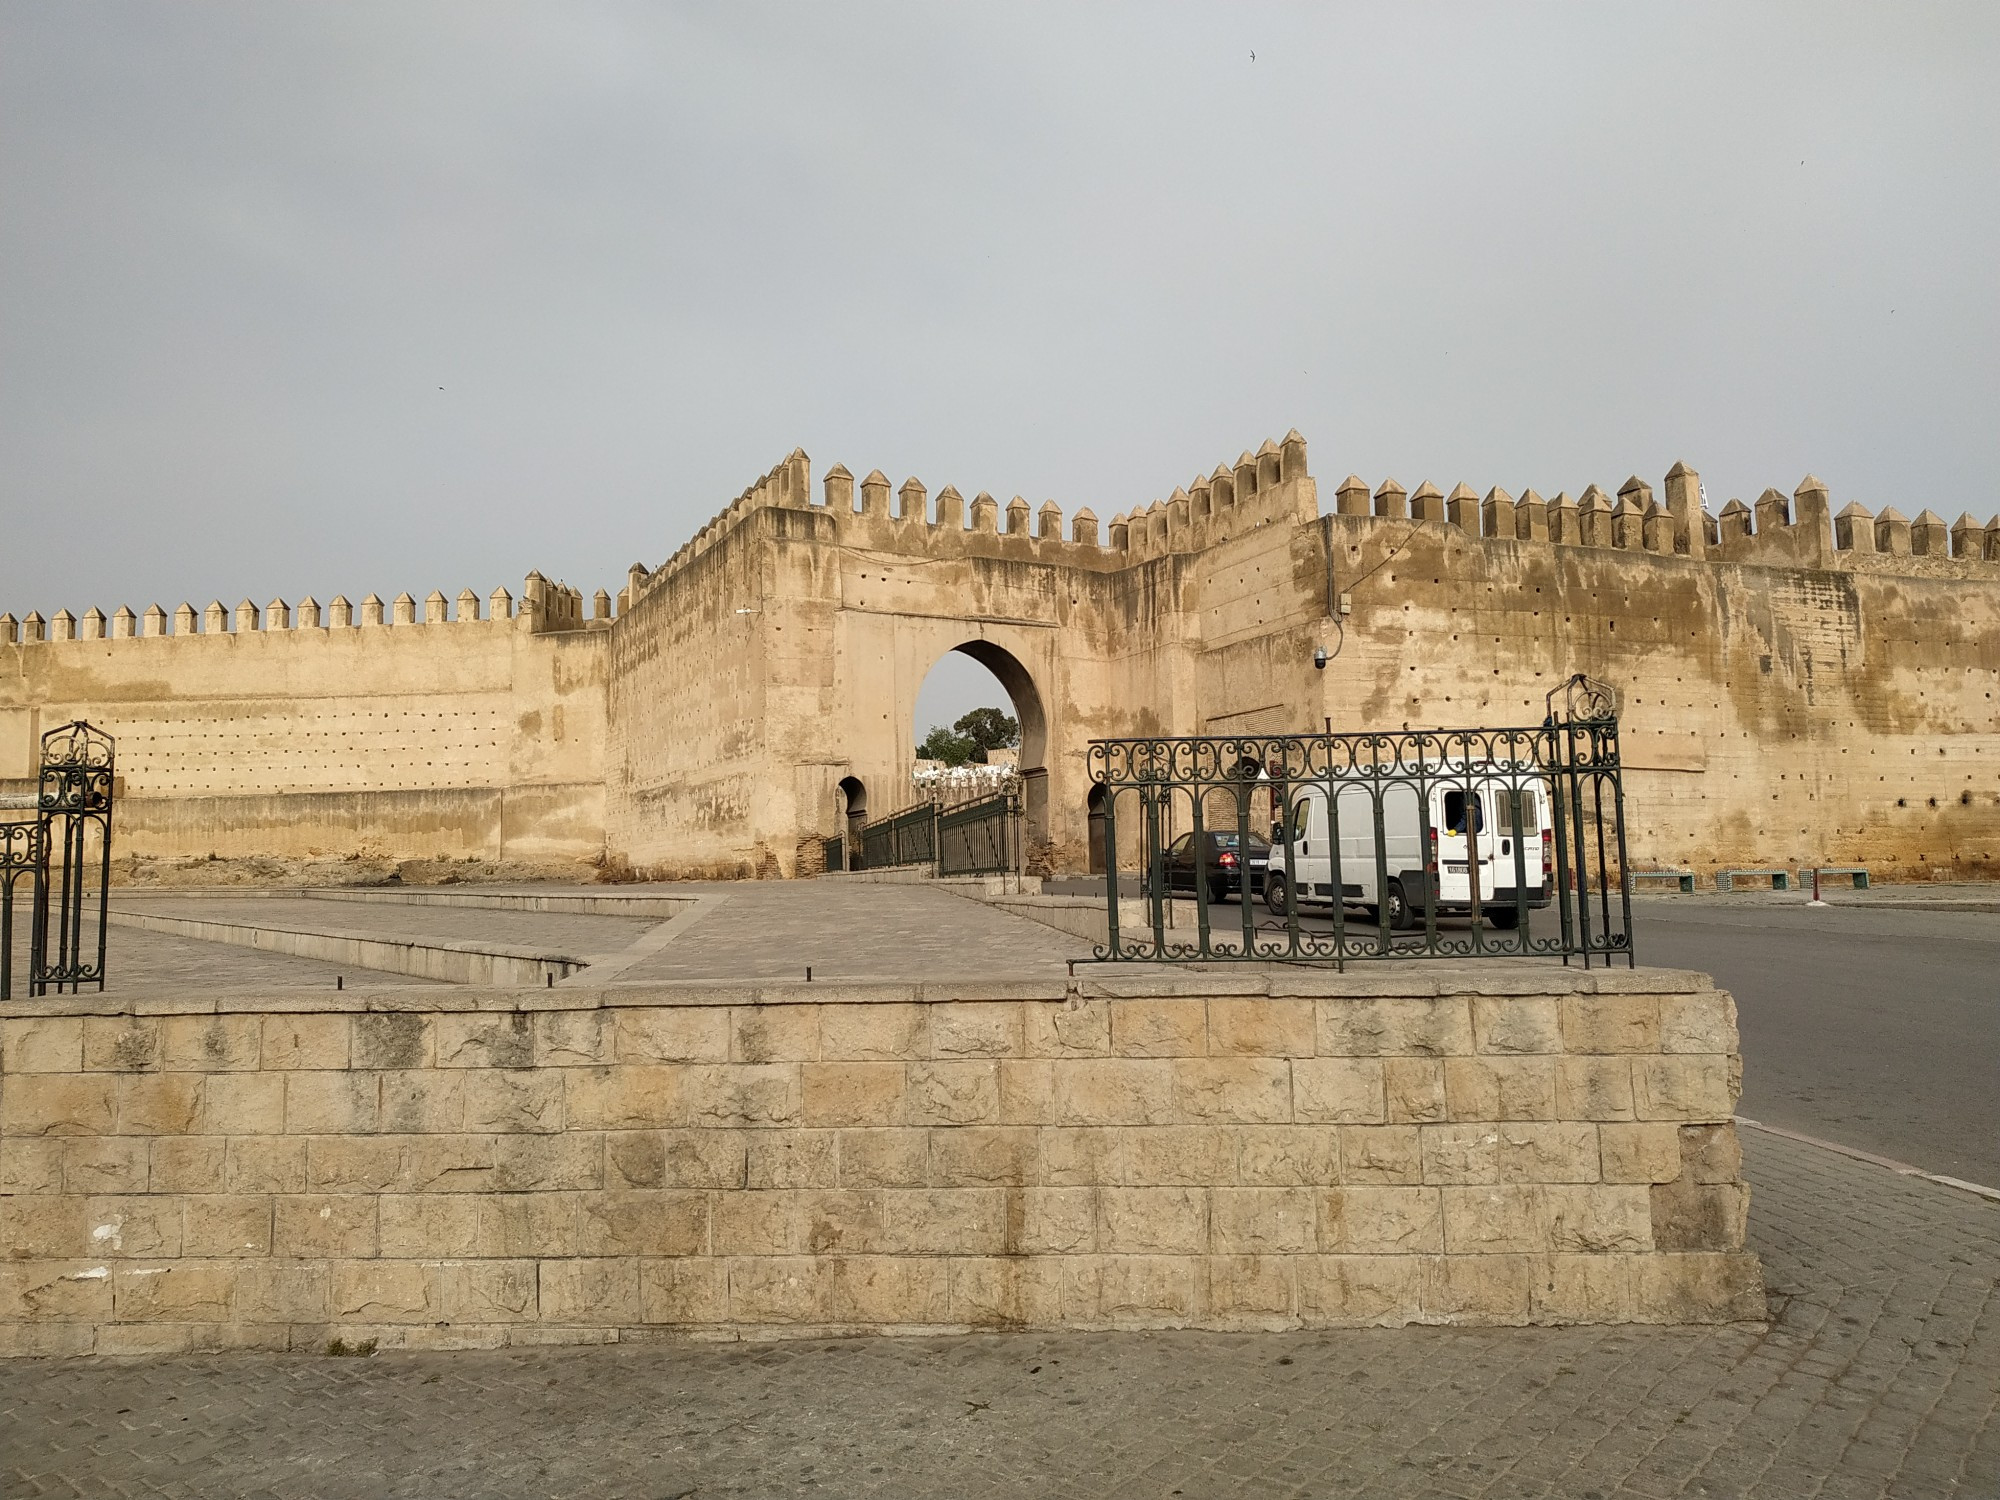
[4,3,1996,731]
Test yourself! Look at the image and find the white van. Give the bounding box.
[1263,764,1553,929]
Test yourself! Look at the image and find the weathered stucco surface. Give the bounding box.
[3,435,1995,880]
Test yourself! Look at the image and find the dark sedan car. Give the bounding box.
[1153,830,1271,904]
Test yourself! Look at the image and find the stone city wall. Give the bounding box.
[0,970,1760,1356]
[4,432,1996,881]
[0,573,609,870]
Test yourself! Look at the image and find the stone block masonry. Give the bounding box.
[0,968,1762,1355]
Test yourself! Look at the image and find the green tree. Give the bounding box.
[953,707,1019,763]
[917,724,976,766]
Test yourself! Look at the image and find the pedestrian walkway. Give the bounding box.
[3,1130,1992,1499]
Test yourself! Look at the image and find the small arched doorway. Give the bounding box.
[1086,783,1108,874]
[836,776,867,871]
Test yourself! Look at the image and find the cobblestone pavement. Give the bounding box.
[3,1131,1992,1500]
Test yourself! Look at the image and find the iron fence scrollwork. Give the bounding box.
[1088,679,1632,968]
[1,720,116,999]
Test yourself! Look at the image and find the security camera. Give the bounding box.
[1313,646,1328,671]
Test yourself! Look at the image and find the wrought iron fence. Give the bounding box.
[937,792,1019,876]
[850,788,1021,878]
[1087,678,1632,968]
[823,835,845,875]
[861,802,939,871]
[1,721,116,999]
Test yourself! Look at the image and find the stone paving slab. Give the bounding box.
[108,895,661,956]
[7,921,444,995]
[2,1131,1992,1499]
[615,881,1098,982]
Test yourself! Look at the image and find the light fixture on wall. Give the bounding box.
[1313,646,1328,671]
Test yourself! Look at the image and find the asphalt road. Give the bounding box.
[1635,898,2000,1187]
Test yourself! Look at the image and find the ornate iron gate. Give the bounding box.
[0,721,116,999]
[1087,677,1632,968]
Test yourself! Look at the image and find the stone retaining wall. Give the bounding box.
[0,969,1762,1355]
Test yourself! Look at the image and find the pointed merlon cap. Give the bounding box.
[1665,460,1695,479]
[1375,477,1405,495]
[1618,475,1652,498]
[1337,474,1368,494]
[1578,484,1609,506]
[1874,505,1907,521]
[1719,498,1751,514]
[1485,486,1514,505]
[1795,474,1829,496]
[1447,482,1478,503]
[1835,500,1873,518]
[1520,488,1544,504]
[1410,481,1442,500]
[936,484,963,502]
[1210,464,1232,483]
[1913,509,1947,525]
[1257,438,1280,456]
[824,462,852,479]
[1168,485,1189,503]
[1283,428,1306,444]
[862,469,889,486]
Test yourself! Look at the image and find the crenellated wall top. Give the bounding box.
[0,570,618,649]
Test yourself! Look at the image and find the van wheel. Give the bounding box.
[1264,873,1290,915]
[1386,880,1414,931]
[1486,906,1520,930]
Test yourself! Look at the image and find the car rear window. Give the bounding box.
[1213,833,1270,851]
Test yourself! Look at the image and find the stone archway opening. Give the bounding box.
[836,775,867,871]
[1086,783,1108,874]
[912,641,1050,851]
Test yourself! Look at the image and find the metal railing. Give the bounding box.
[1,721,116,999]
[851,788,1021,878]
[861,802,938,872]
[1088,677,1632,968]
[937,792,1019,877]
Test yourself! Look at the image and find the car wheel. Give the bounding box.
[1210,879,1231,905]
[1386,880,1414,931]
[1486,906,1520,930]
[1264,872,1289,915]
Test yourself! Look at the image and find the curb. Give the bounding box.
[1735,1116,2000,1204]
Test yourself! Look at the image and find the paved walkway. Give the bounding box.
[617,881,1096,982]
[3,1130,1993,1499]
[110,895,660,959]
[15,881,1098,996]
